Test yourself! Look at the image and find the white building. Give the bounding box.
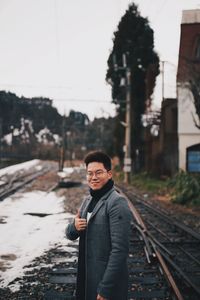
[177,10,200,172]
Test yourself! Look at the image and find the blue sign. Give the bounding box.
[187,151,200,172]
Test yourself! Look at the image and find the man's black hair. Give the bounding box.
[84,151,111,170]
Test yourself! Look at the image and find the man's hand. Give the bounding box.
[97,294,108,300]
[74,211,87,231]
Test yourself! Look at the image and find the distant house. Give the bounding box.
[177,9,200,172]
[159,98,178,175]
[143,98,178,176]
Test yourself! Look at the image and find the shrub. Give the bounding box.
[168,171,200,206]
[130,172,168,193]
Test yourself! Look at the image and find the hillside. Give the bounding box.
[0,91,116,161]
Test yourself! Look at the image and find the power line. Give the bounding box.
[0,83,73,90]
[0,83,108,92]
[0,84,112,103]
[0,90,111,103]
[53,98,112,103]
[152,0,169,23]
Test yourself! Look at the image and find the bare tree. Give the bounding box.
[184,58,200,129]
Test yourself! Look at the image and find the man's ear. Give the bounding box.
[108,170,112,179]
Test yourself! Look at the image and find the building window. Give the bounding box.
[187,144,200,172]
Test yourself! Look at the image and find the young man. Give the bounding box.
[66,151,131,300]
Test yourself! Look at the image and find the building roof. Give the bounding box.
[182,9,200,24]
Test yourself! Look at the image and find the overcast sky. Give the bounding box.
[0,0,200,120]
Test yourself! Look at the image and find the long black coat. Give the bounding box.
[66,187,131,300]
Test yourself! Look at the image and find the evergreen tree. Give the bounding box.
[106,3,159,167]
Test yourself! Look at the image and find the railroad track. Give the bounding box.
[41,183,185,300]
[119,186,200,300]
[1,191,181,300]
[128,223,181,299]
[0,161,57,201]
[17,216,182,300]
[1,175,196,300]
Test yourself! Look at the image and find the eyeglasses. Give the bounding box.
[86,169,108,179]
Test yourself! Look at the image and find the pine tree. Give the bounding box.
[106,3,159,167]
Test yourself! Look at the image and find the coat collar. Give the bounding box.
[82,187,115,220]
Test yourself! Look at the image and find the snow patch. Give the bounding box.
[0,159,41,177]
[0,189,75,288]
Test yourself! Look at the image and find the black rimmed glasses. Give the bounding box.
[86,169,108,179]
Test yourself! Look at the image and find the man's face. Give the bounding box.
[86,162,112,190]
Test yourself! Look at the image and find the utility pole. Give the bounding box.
[113,53,132,184]
[59,115,66,171]
[123,54,132,184]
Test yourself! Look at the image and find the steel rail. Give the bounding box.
[144,218,200,296]
[144,218,200,266]
[158,246,200,296]
[0,165,52,201]
[120,186,200,299]
[133,200,200,269]
[127,191,200,265]
[119,187,184,300]
[131,190,200,241]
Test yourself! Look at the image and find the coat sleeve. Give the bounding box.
[66,220,80,241]
[97,196,131,298]
[66,197,88,241]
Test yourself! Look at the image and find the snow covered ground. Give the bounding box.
[0,160,75,290]
[0,159,42,177]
